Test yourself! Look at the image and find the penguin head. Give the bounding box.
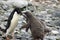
[14,7,22,15]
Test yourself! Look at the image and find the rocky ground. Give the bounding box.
[0,0,60,40]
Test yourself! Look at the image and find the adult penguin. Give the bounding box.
[0,7,22,33]
[0,7,23,40]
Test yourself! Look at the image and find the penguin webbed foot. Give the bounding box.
[2,34,13,40]
[7,35,13,39]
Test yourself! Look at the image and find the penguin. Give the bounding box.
[0,7,22,35]
[6,8,22,35]
[20,11,51,40]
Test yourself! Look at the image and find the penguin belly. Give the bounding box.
[6,12,20,35]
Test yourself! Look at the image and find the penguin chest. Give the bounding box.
[10,12,20,28]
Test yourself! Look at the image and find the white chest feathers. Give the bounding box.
[6,12,20,35]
